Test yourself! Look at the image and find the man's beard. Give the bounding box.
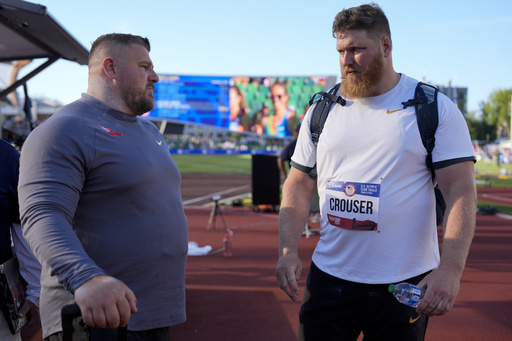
[121,84,155,115]
[341,52,384,99]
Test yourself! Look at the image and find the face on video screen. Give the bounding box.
[148,74,336,137]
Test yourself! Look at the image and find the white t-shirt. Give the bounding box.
[292,74,475,284]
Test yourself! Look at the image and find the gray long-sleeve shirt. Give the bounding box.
[18,94,188,337]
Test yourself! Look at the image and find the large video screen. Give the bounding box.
[148,74,231,127]
[147,74,338,137]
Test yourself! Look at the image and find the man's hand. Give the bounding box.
[17,299,40,329]
[276,252,302,301]
[275,167,316,302]
[415,265,460,316]
[74,275,137,328]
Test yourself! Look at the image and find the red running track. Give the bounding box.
[477,187,512,206]
[170,186,512,340]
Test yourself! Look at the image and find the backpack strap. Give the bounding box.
[305,83,345,180]
[401,82,438,172]
[402,82,446,226]
[309,83,345,146]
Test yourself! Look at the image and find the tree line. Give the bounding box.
[464,88,512,143]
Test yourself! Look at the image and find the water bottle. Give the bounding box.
[388,282,424,308]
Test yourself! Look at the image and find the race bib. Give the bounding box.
[325,180,381,231]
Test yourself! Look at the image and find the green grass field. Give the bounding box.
[477,201,512,216]
[172,154,511,177]
[475,160,512,176]
[172,154,252,174]
[475,160,512,188]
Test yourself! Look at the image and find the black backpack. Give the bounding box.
[308,82,446,226]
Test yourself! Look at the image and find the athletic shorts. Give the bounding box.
[299,262,429,341]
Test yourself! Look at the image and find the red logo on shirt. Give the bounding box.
[99,125,122,136]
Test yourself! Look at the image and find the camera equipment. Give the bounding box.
[207,195,227,231]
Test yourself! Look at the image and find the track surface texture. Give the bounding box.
[172,174,511,341]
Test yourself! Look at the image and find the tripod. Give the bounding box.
[207,196,228,231]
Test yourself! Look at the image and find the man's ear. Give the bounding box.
[381,36,392,58]
[103,58,116,79]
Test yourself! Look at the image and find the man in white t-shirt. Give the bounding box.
[275,3,476,341]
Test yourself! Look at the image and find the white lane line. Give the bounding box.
[479,194,512,203]
[183,184,250,205]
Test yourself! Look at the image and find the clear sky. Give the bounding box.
[16,0,512,114]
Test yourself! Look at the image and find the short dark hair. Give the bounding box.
[271,81,288,95]
[89,33,151,64]
[332,3,391,42]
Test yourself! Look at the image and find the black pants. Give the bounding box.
[299,262,429,341]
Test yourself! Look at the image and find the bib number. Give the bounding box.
[325,181,380,231]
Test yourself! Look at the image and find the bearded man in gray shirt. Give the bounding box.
[18,33,188,341]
